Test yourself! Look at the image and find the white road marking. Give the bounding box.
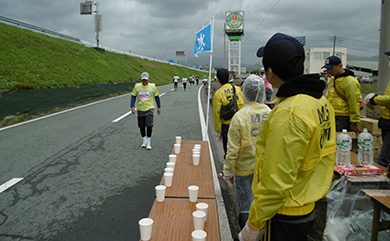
[0,93,132,132]
[0,178,24,193]
[112,111,133,122]
[113,92,165,123]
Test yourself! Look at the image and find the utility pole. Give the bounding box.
[378,0,390,95]
[333,36,336,56]
[224,23,227,69]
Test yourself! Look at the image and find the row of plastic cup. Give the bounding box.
[162,153,177,189]
[139,215,208,241]
[138,202,209,241]
[174,136,182,154]
[191,201,208,240]
[191,142,207,240]
[192,144,201,165]
[139,137,208,240]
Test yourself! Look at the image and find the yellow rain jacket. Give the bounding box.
[224,102,271,176]
[373,81,390,120]
[248,74,337,230]
[327,69,361,123]
[213,84,245,133]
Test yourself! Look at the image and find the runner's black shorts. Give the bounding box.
[138,114,154,128]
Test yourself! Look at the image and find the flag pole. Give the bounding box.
[205,16,216,141]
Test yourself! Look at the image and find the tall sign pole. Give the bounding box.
[225,11,244,75]
[378,0,390,95]
[80,1,102,49]
[94,3,102,48]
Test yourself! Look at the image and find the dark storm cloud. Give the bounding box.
[0,0,383,68]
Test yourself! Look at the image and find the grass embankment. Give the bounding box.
[0,22,205,89]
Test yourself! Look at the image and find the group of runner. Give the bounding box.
[172,73,200,91]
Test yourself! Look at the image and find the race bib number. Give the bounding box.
[139,92,150,100]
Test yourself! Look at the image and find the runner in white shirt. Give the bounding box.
[182,76,188,91]
[188,75,193,87]
[173,73,180,91]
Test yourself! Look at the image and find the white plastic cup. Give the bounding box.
[169,154,177,163]
[139,218,153,241]
[155,185,166,202]
[164,172,173,187]
[166,162,175,170]
[174,144,181,154]
[164,167,174,174]
[193,148,201,154]
[193,151,200,156]
[193,154,200,166]
[175,136,182,144]
[194,144,201,149]
[192,211,206,230]
[192,230,207,241]
[188,185,199,202]
[196,202,209,221]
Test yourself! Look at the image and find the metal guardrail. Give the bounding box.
[0,15,81,43]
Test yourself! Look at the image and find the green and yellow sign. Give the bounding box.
[226,11,244,30]
[226,11,244,36]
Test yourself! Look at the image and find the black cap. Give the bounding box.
[256,33,305,68]
[217,68,229,84]
[322,56,341,69]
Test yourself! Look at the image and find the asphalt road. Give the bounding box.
[0,82,235,241]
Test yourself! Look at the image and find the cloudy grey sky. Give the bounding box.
[0,0,382,69]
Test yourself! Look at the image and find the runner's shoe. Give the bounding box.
[141,140,147,148]
[146,142,152,150]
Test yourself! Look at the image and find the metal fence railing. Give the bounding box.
[0,15,81,43]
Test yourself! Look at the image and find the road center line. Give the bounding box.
[0,178,24,193]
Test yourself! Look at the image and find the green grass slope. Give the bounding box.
[0,22,205,89]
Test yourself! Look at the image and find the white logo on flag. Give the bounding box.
[193,21,212,57]
[197,33,206,50]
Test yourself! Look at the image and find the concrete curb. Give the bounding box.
[198,85,233,241]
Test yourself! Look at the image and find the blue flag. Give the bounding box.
[194,23,211,57]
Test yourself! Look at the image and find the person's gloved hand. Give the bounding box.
[223,171,234,187]
[364,93,376,110]
[238,221,266,241]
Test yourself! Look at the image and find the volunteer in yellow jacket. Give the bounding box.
[213,68,245,160]
[222,74,271,230]
[239,33,336,241]
[322,56,361,132]
[366,51,390,168]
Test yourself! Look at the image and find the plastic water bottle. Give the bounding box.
[336,129,352,166]
[358,128,374,165]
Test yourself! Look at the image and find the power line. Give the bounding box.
[339,36,379,45]
[243,0,280,44]
[337,43,378,54]
[235,0,245,11]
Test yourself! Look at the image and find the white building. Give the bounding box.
[304,47,347,75]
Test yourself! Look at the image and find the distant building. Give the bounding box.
[304,47,347,75]
[304,47,378,79]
